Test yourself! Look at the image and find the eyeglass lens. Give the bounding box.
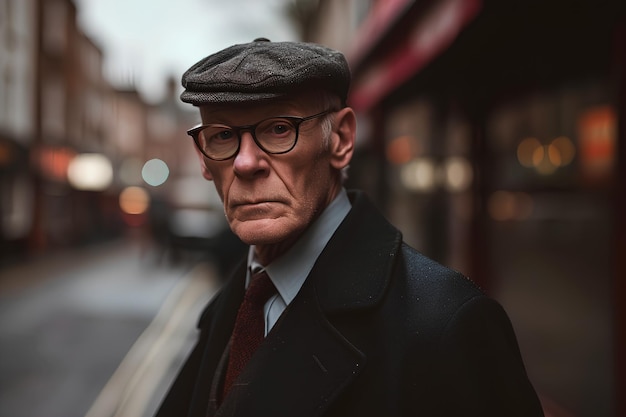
[197,117,299,160]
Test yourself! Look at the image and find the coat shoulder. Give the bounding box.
[392,243,488,336]
[399,243,483,303]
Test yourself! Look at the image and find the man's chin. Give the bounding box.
[230,219,289,246]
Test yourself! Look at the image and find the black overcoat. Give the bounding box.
[155,191,544,417]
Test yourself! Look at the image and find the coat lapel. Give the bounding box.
[187,262,247,417]
[215,280,365,417]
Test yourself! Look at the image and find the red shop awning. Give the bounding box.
[349,0,482,112]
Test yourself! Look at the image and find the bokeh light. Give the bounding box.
[400,158,436,192]
[141,159,169,187]
[517,136,576,175]
[443,157,473,192]
[386,135,415,165]
[119,186,151,215]
[67,153,113,191]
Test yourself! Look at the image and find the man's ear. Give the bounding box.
[329,107,356,170]
[194,146,214,181]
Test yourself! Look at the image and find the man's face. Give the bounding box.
[196,97,354,260]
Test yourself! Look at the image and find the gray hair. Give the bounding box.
[316,94,349,184]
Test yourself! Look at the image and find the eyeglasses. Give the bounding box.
[187,109,334,161]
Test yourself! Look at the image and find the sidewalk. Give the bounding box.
[0,239,220,417]
[85,259,219,417]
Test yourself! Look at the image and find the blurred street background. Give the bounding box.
[1,0,625,416]
[0,238,220,417]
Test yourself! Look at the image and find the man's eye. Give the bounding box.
[269,122,292,136]
[213,130,234,141]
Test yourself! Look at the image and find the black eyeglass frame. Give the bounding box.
[187,109,335,161]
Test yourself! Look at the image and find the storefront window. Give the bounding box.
[383,98,473,274]
[486,79,615,417]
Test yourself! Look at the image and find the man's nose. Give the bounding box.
[233,131,266,174]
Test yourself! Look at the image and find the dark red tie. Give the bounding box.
[221,269,276,400]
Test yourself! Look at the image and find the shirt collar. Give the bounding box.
[247,188,351,305]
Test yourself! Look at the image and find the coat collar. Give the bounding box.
[310,190,402,314]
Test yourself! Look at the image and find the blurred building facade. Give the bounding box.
[2,0,624,415]
[0,0,37,257]
[0,0,200,264]
[304,0,625,416]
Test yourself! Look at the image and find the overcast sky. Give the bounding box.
[74,0,299,103]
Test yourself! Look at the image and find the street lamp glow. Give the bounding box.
[67,153,113,191]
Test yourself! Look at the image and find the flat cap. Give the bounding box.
[180,38,350,106]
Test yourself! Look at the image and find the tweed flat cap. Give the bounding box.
[180,38,350,105]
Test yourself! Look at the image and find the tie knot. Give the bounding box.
[245,269,276,308]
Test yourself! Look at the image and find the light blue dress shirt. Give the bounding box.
[246,188,351,336]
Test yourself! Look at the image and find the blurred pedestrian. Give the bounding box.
[155,38,544,417]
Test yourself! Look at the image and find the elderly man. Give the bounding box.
[155,38,544,417]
